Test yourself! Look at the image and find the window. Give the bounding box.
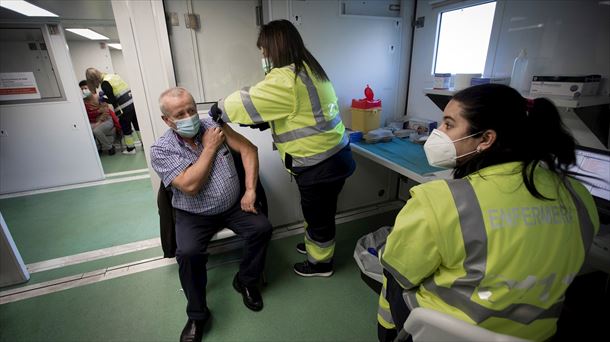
[434,2,496,74]
[0,26,63,103]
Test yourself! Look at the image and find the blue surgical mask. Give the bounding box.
[172,114,201,138]
[261,57,273,74]
[82,89,92,99]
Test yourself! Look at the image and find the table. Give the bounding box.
[351,137,452,184]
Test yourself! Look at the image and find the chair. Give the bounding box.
[157,149,268,258]
[402,308,531,342]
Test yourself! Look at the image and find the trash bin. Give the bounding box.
[354,225,392,294]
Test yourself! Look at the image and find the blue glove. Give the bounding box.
[209,103,223,124]
[98,91,106,103]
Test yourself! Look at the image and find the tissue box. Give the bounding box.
[530,75,601,98]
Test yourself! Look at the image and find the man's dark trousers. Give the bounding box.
[175,201,272,319]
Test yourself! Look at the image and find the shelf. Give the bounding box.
[423,88,610,109]
[423,88,457,96]
[526,94,610,108]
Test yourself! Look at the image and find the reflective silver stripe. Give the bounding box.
[422,279,563,324]
[563,179,595,252]
[305,229,335,249]
[116,88,130,98]
[239,86,265,123]
[446,179,488,294]
[288,65,325,123]
[272,115,342,144]
[381,282,387,297]
[291,133,348,167]
[307,253,332,264]
[402,289,419,310]
[422,179,563,324]
[378,306,394,324]
[380,258,418,290]
[116,98,133,112]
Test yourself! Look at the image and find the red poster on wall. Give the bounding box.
[0,72,41,101]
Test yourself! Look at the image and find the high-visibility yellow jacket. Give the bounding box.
[219,64,348,170]
[378,162,599,341]
[102,73,132,113]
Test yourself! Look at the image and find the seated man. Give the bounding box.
[151,87,272,342]
[79,80,120,155]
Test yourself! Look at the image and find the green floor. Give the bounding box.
[0,212,398,342]
[100,145,148,174]
[0,178,158,264]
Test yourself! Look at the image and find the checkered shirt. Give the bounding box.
[150,118,240,215]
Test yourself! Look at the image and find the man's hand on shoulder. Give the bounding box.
[202,126,225,152]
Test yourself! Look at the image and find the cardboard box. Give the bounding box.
[530,75,601,98]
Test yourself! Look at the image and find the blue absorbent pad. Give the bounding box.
[355,138,444,175]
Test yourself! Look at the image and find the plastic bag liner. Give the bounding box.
[354,226,392,290]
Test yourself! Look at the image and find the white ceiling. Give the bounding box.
[0,0,120,42]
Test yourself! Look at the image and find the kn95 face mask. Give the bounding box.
[423,129,481,168]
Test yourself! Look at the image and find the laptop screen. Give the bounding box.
[569,146,610,205]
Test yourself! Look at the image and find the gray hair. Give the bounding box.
[158,87,196,116]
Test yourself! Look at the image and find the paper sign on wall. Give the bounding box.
[0,72,41,101]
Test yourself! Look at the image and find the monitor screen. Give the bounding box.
[569,146,610,203]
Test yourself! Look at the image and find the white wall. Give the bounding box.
[109,49,129,85]
[67,40,113,84]
[406,0,610,126]
[111,0,176,192]
[0,24,104,194]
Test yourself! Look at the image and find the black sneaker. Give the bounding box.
[293,261,333,277]
[108,146,116,155]
[296,243,306,255]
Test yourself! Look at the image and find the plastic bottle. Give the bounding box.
[510,49,529,94]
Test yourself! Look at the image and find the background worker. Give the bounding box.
[377,84,599,341]
[80,80,120,155]
[151,87,272,342]
[210,19,356,277]
[86,68,139,155]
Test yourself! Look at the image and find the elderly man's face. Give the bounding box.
[162,93,198,129]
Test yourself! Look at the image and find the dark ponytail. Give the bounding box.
[521,97,576,199]
[257,20,330,82]
[452,84,576,199]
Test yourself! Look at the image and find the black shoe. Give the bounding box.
[293,261,334,277]
[232,273,263,311]
[296,242,306,255]
[108,146,116,155]
[179,310,210,342]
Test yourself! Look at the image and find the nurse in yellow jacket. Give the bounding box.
[377,84,599,341]
[210,20,356,277]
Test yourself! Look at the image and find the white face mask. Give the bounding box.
[82,88,92,99]
[423,129,481,168]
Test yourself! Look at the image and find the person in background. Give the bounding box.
[86,68,139,155]
[377,84,599,341]
[210,19,355,277]
[151,87,272,342]
[80,80,120,155]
